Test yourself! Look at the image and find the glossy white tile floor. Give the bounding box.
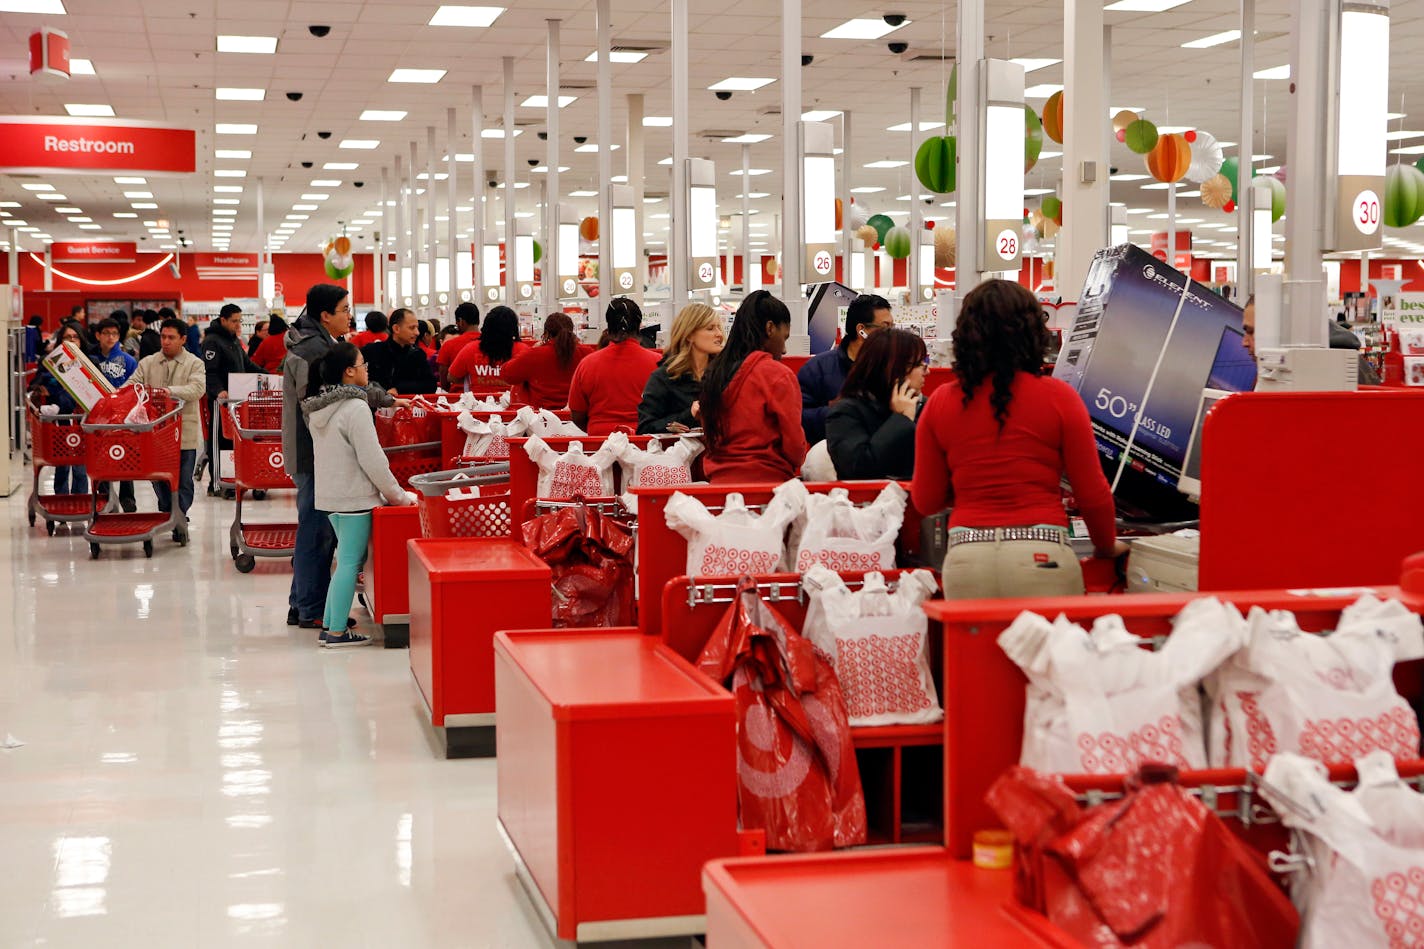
[1,473,690,948]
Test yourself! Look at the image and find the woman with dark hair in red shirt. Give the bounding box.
[698,290,808,483]
[911,280,1121,599]
[567,297,661,434]
[448,306,529,390]
[500,312,592,409]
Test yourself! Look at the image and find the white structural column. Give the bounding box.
[408,140,420,302]
[909,87,922,295]
[379,167,389,308]
[1283,0,1328,345]
[1237,0,1257,295]
[255,177,265,302]
[393,154,404,303]
[671,0,690,304]
[427,125,437,306]
[503,56,518,305]
[780,0,803,339]
[743,144,753,291]
[841,111,853,282]
[1059,0,1108,300]
[446,111,458,309]
[626,93,646,294]
[544,18,561,314]
[952,0,985,327]
[595,0,612,306]
[471,86,484,293]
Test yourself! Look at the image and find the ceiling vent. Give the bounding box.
[900,48,955,64]
[612,39,670,54]
[698,129,745,140]
[757,106,782,117]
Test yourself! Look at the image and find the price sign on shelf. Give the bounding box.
[1352,190,1381,236]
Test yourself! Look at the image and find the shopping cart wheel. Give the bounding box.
[234,554,257,573]
[143,540,154,558]
[89,543,100,560]
[27,509,36,526]
[253,490,267,501]
[46,521,57,536]
[223,488,236,501]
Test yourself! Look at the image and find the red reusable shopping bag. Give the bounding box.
[697,578,867,852]
[521,502,635,628]
[375,405,441,447]
[85,385,148,425]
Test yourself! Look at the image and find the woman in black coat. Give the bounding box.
[637,302,724,434]
[825,328,927,480]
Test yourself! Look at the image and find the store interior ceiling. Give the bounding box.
[2,0,1424,262]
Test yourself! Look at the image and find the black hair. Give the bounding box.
[437,325,461,344]
[543,312,578,369]
[254,320,268,333]
[844,294,891,347]
[220,303,243,319]
[604,297,642,341]
[130,311,147,327]
[455,301,480,328]
[305,284,349,326]
[306,341,362,397]
[95,318,121,336]
[415,319,434,343]
[160,317,188,337]
[699,290,791,448]
[840,328,927,408]
[27,315,42,327]
[267,314,288,335]
[55,320,86,346]
[387,308,413,329]
[478,306,521,363]
[364,311,389,333]
[110,309,128,323]
[952,280,1051,429]
[157,306,177,320]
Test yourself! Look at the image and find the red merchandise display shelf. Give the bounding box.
[409,538,551,757]
[365,505,423,648]
[493,629,739,943]
[703,849,1073,949]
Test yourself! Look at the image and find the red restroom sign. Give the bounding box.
[0,117,196,175]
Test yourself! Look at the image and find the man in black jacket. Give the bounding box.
[203,303,263,452]
[362,307,436,394]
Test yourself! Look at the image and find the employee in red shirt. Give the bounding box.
[911,280,1122,599]
[448,306,528,391]
[698,290,808,483]
[437,302,481,390]
[250,314,288,372]
[501,312,591,409]
[567,297,661,435]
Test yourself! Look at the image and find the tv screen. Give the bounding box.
[805,281,859,354]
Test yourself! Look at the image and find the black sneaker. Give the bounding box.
[323,629,372,648]
[287,607,300,626]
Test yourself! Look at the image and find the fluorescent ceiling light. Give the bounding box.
[64,103,114,117]
[481,129,521,138]
[215,87,265,101]
[569,190,598,197]
[723,133,772,143]
[214,169,246,177]
[1040,150,1063,159]
[429,5,504,27]
[388,68,446,84]
[657,157,674,165]
[55,207,82,213]
[643,116,673,127]
[213,198,240,205]
[213,185,243,193]
[300,193,330,201]
[1385,130,1424,141]
[1140,183,1172,190]
[77,223,101,230]
[1253,154,1273,160]
[216,123,257,135]
[286,214,310,221]
[112,177,146,185]
[574,143,619,152]
[820,17,909,40]
[112,212,137,218]
[360,110,407,121]
[1254,64,1290,80]
[1183,29,1240,48]
[324,162,359,170]
[310,179,341,187]
[709,77,774,92]
[521,94,578,108]
[217,35,277,54]
[530,165,571,173]
[1105,0,1190,10]
[215,149,251,159]
[292,204,319,211]
[585,50,648,63]
[122,191,152,199]
[865,159,908,169]
[212,209,237,216]
[886,121,944,132]
[0,0,67,12]
[1010,58,1061,72]
[69,58,95,75]
[66,216,91,222]
[802,109,842,122]
[850,186,886,193]
[1391,145,1424,156]
[37,193,67,200]
[730,168,771,176]
[131,202,158,209]
[1024,188,1055,196]
[736,193,770,199]
[22,184,53,191]
[1023,84,1064,99]
[1111,173,1150,181]
[340,139,380,149]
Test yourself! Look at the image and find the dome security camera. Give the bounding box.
[573,135,587,145]
[308,25,330,37]
[286,91,303,102]
[527,158,539,167]
[537,131,548,141]
[924,198,934,206]
[317,130,332,140]
[883,13,907,26]
[715,90,732,101]
[301,161,313,169]
[354,181,365,188]
[488,179,498,189]
[801,54,814,66]
[888,41,909,54]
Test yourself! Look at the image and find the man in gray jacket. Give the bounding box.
[129,317,205,543]
[282,286,352,629]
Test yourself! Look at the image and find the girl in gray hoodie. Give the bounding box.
[301,342,415,647]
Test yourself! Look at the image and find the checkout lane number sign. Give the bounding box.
[812,249,833,276]
[996,228,1019,262]
[1352,190,1381,236]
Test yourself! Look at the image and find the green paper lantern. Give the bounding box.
[1385,164,1424,228]
[1123,119,1159,155]
[1416,156,1424,178]
[533,239,543,264]
[1041,194,1062,225]
[1253,175,1286,223]
[1220,157,1240,204]
[867,214,895,245]
[915,136,957,194]
[1024,106,1043,173]
[324,256,354,280]
[883,225,912,259]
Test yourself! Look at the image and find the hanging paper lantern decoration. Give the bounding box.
[532,239,543,264]
[334,236,352,256]
[883,225,912,259]
[1184,130,1225,184]
[1024,106,1043,173]
[1219,157,1240,204]
[579,216,599,242]
[1041,91,1065,145]
[324,240,355,280]
[867,213,895,244]
[834,198,844,231]
[765,258,781,280]
[1041,194,1062,226]
[1123,119,1159,155]
[847,199,869,230]
[1253,174,1287,223]
[933,225,957,268]
[1200,173,1233,210]
[1223,200,1236,214]
[1146,133,1191,183]
[1112,110,1140,134]
[1416,156,1424,178]
[1039,217,1060,240]
[1021,222,1041,258]
[915,135,957,194]
[1385,164,1424,228]
[855,224,878,247]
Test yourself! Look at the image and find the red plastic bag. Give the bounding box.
[698,578,867,852]
[86,385,149,425]
[987,764,1299,948]
[521,502,635,628]
[375,405,440,447]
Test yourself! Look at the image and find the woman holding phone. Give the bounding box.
[824,328,927,480]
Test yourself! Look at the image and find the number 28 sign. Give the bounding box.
[995,228,1019,262]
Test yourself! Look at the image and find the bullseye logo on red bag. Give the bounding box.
[634,464,691,488]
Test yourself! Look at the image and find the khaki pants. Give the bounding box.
[941,534,1085,600]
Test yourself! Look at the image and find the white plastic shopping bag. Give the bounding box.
[123,384,153,424]
[801,565,942,727]
[665,479,806,577]
[443,390,511,413]
[457,412,529,460]
[523,432,624,499]
[618,435,703,489]
[514,405,586,438]
[791,483,907,573]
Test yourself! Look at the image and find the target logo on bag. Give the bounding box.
[548,461,603,499]
[634,464,691,488]
[65,432,82,449]
[1370,869,1424,946]
[699,544,780,576]
[108,444,127,461]
[268,450,284,470]
[1075,714,1190,774]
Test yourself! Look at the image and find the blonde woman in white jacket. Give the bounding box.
[300,342,415,647]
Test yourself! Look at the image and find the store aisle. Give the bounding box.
[0,485,679,948]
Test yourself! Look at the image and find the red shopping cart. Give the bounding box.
[409,463,512,537]
[81,389,185,559]
[227,392,296,573]
[26,393,107,535]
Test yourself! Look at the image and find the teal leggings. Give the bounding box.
[324,511,373,633]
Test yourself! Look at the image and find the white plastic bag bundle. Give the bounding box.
[524,432,625,499]
[441,390,510,413]
[618,435,703,489]
[124,384,153,424]
[791,483,907,573]
[457,412,528,460]
[801,565,942,727]
[1207,594,1424,770]
[665,479,805,577]
[1001,597,1248,774]
[515,405,585,438]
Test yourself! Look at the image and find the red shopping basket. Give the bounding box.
[385,441,444,490]
[409,463,512,538]
[229,394,293,491]
[83,390,182,483]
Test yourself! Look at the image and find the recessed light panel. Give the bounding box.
[215,87,265,101]
[64,103,114,117]
[69,58,95,74]
[428,5,504,27]
[819,18,908,40]
[339,140,380,150]
[708,77,774,92]
[216,35,277,54]
[584,50,648,63]
[216,124,257,135]
[520,95,578,108]
[1182,29,1241,48]
[388,69,446,84]
[360,110,407,121]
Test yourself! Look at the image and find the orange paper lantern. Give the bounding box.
[1042,91,1065,145]
[1145,133,1192,184]
[835,198,844,231]
[579,216,599,242]
[334,236,351,256]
